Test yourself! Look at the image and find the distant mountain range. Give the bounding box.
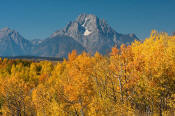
[173,32,175,36]
[0,14,139,57]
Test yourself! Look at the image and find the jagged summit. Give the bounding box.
[0,27,32,56]
[0,14,139,57]
[0,27,18,34]
[47,14,138,56]
[76,14,99,32]
[76,14,114,35]
[0,27,19,38]
[51,13,116,38]
[0,27,12,32]
[76,14,97,21]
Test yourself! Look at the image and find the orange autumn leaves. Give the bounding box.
[0,31,175,116]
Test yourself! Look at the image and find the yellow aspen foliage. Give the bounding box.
[32,84,61,116]
[0,77,35,116]
[0,30,174,115]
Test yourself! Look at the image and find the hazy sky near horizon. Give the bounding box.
[0,0,175,40]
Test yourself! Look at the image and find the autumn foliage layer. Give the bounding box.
[0,31,175,116]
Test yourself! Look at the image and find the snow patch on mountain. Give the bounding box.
[82,18,88,27]
[84,29,91,36]
[81,18,92,36]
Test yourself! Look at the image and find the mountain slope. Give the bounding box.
[51,14,139,55]
[0,14,139,57]
[32,35,86,57]
[0,28,32,56]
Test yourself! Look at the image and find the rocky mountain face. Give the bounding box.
[0,14,139,57]
[31,39,43,45]
[32,35,86,57]
[49,14,138,55]
[0,27,32,56]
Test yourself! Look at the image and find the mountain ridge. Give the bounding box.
[0,27,32,56]
[0,14,139,57]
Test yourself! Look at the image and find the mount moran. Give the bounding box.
[0,14,139,57]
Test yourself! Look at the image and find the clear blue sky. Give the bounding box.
[0,0,175,40]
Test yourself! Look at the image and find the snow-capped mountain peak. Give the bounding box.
[0,14,139,57]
